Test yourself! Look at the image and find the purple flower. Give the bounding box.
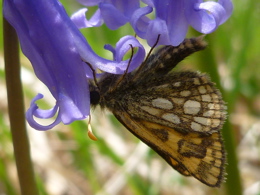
[131,0,233,46]
[3,0,232,130]
[75,0,233,47]
[73,0,141,29]
[3,0,145,130]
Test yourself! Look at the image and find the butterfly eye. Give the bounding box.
[90,90,100,106]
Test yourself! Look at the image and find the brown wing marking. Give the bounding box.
[113,111,225,187]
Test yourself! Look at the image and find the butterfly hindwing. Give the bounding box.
[113,111,225,187]
[125,71,226,135]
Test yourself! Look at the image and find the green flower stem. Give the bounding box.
[3,18,39,195]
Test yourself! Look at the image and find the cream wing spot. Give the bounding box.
[203,126,211,132]
[191,122,202,131]
[214,104,220,110]
[165,54,172,59]
[152,98,173,110]
[198,86,207,94]
[160,84,171,89]
[158,63,164,68]
[171,98,185,105]
[194,117,211,126]
[193,78,200,85]
[201,94,212,102]
[206,85,214,92]
[185,39,193,48]
[183,100,201,115]
[180,90,191,97]
[179,43,185,49]
[172,48,178,54]
[162,113,181,124]
[203,110,214,117]
[214,111,221,118]
[193,95,202,101]
[208,103,215,109]
[215,150,222,158]
[215,159,222,167]
[173,82,181,87]
[140,106,161,116]
[171,92,179,96]
[201,76,208,83]
[216,142,222,148]
[212,119,221,127]
[212,93,219,101]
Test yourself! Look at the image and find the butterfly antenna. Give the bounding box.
[144,34,161,65]
[85,61,100,91]
[132,34,161,81]
[109,44,135,92]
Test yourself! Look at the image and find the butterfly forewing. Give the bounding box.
[90,37,227,187]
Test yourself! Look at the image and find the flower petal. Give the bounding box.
[26,94,61,131]
[186,2,222,33]
[71,8,103,28]
[77,0,141,30]
[58,93,88,124]
[3,0,92,129]
[95,35,146,73]
[218,0,234,24]
[99,3,129,30]
[131,6,153,39]
[132,0,233,46]
[132,1,189,46]
[186,0,233,34]
[145,18,171,46]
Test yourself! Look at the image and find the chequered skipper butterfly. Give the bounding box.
[89,36,227,187]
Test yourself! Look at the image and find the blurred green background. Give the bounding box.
[1,0,260,194]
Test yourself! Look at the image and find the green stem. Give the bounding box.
[3,18,39,195]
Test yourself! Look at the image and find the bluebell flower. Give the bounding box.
[131,0,233,46]
[4,0,233,130]
[73,0,141,29]
[78,0,233,47]
[3,0,145,130]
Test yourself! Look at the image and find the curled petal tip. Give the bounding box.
[26,94,61,131]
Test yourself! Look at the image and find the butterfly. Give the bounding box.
[89,36,227,187]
